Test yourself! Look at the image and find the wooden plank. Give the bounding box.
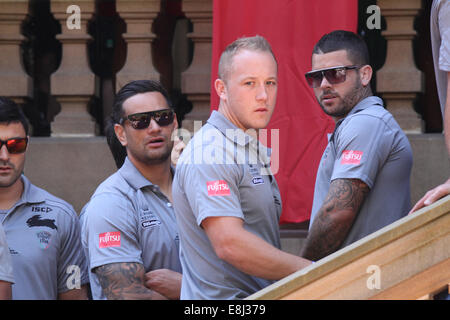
[280,217,449,299]
[369,259,450,300]
[247,194,450,300]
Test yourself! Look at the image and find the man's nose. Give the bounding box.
[255,84,268,101]
[0,145,9,161]
[319,74,332,89]
[146,118,162,132]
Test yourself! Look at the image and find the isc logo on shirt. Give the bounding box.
[207,180,231,196]
[341,150,363,165]
[99,231,121,248]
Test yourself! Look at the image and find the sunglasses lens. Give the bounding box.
[6,138,27,154]
[305,67,348,88]
[305,72,323,88]
[127,110,174,129]
[324,68,346,84]
[154,111,174,127]
[128,114,150,129]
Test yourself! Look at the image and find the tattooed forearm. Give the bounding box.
[94,262,157,300]
[301,178,369,261]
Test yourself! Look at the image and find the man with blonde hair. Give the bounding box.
[173,35,311,300]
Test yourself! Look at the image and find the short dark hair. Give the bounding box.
[111,80,173,124]
[312,30,370,66]
[0,96,29,135]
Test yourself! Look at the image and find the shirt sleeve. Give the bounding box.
[178,144,244,226]
[0,224,14,284]
[83,193,142,271]
[331,114,393,188]
[56,206,89,293]
[438,1,450,71]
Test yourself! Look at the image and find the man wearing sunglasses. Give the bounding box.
[0,97,89,299]
[81,80,182,300]
[172,36,312,300]
[301,30,413,262]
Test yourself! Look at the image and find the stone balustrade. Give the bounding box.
[181,0,212,132]
[50,0,96,137]
[0,0,430,136]
[0,0,32,104]
[115,0,160,90]
[377,0,424,133]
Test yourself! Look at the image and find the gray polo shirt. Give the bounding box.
[310,96,412,248]
[173,111,282,300]
[81,157,182,300]
[431,0,450,115]
[0,175,89,299]
[0,223,13,284]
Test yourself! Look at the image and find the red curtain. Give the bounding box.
[211,0,358,224]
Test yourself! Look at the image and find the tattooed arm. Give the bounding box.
[94,262,167,300]
[301,178,369,261]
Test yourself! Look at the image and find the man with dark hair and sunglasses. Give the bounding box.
[0,96,89,299]
[81,80,182,300]
[172,35,312,300]
[301,30,413,262]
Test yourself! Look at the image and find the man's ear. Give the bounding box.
[214,78,227,100]
[114,124,127,147]
[172,112,179,130]
[360,65,373,87]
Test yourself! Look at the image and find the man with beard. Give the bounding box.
[81,80,182,300]
[0,97,88,299]
[301,31,413,262]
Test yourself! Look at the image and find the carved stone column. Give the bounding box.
[181,0,212,132]
[50,0,96,137]
[377,0,424,133]
[0,0,32,103]
[115,0,160,90]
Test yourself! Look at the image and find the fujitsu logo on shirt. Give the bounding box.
[207,180,231,196]
[99,231,121,248]
[341,150,363,165]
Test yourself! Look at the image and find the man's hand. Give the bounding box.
[409,178,450,214]
[0,281,11,300]
[58,285,89,300]
[171,135,186,166]
[144,269,182,300]
[94,262,166,300]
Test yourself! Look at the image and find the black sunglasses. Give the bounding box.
[0,137,28,154]
[120,109,175,130]
[305,65,361,88]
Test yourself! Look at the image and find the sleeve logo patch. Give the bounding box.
[99,231,121,248]
[207,180,231,196]
[341,150,363,165]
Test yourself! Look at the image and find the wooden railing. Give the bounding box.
[248,195,450,300]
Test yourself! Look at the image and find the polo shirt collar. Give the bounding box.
[119,157,153,190]
[207,110,255,146]
[344,96,383,118]
[20,175,46,204]
[118,156,174,191]
[331,96,383,140]
[207,110,272,166]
